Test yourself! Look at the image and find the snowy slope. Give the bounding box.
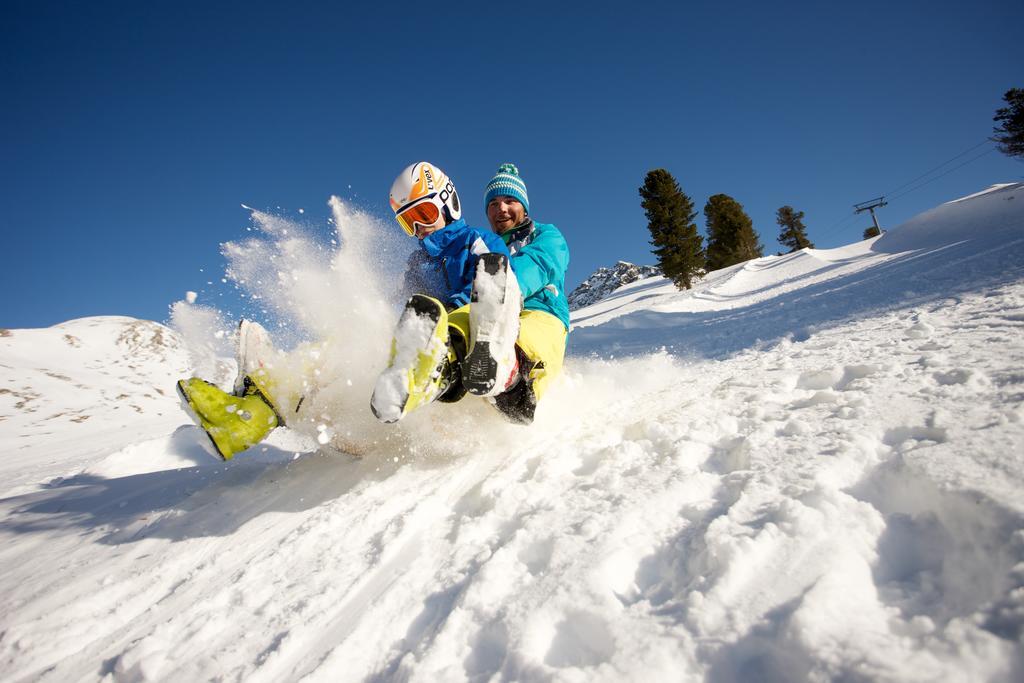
[1,185,1022,682]
[0,317,195,494]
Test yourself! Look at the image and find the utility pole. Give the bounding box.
[854,197,888,233]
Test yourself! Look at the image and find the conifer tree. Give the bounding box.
[639,169,705,289]
[992,88,1024,160]
[776,205,815,252]
[704,194,763,271]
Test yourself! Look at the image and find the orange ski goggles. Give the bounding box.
[395,196,443,237]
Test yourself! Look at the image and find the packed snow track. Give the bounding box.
[1,184,1022,681]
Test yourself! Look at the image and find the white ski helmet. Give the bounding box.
[389,161,462,237]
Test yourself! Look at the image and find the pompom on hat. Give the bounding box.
[484,162,529,215]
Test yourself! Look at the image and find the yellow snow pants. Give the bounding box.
[447,306,567,401]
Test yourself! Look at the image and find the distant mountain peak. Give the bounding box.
[0,316,194,433]
[567,261,661,311]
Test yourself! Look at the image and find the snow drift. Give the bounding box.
[1,184,1022,682]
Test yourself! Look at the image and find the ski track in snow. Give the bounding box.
[1,185,1023,682]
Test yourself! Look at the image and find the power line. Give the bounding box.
[887,146,998,203]
[882,138,994,198]
[817,209,860,239]
[817,139,998,242]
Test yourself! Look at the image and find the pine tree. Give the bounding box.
[704,194,763,271]
[776,205,815,252]
[993,88,1024,160]
[639,169,705,289]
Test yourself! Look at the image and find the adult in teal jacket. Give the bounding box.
[495,219,570,329]
[483,163,570,423]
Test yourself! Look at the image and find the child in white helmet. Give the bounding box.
[177,162,523,459]
[370,161,521,422]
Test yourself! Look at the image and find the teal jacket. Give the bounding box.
[501,220,570,331]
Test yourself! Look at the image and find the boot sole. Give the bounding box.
[371,295,447,423]
[465,253,517,396]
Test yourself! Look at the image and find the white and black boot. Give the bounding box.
[464,253,522,397]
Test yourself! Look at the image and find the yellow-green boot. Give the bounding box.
[370,294,452,423]
[177,378,281,460]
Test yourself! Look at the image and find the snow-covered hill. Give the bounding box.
[0,317,194,494]
[1,184,1022,682]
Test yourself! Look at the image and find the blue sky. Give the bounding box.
[3,1,1021,329]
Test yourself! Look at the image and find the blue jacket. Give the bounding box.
[501,220,570,331]
[408,218,510,309]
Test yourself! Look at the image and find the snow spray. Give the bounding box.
[170,197,527,460]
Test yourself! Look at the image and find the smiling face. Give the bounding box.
[486,196,526,234]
